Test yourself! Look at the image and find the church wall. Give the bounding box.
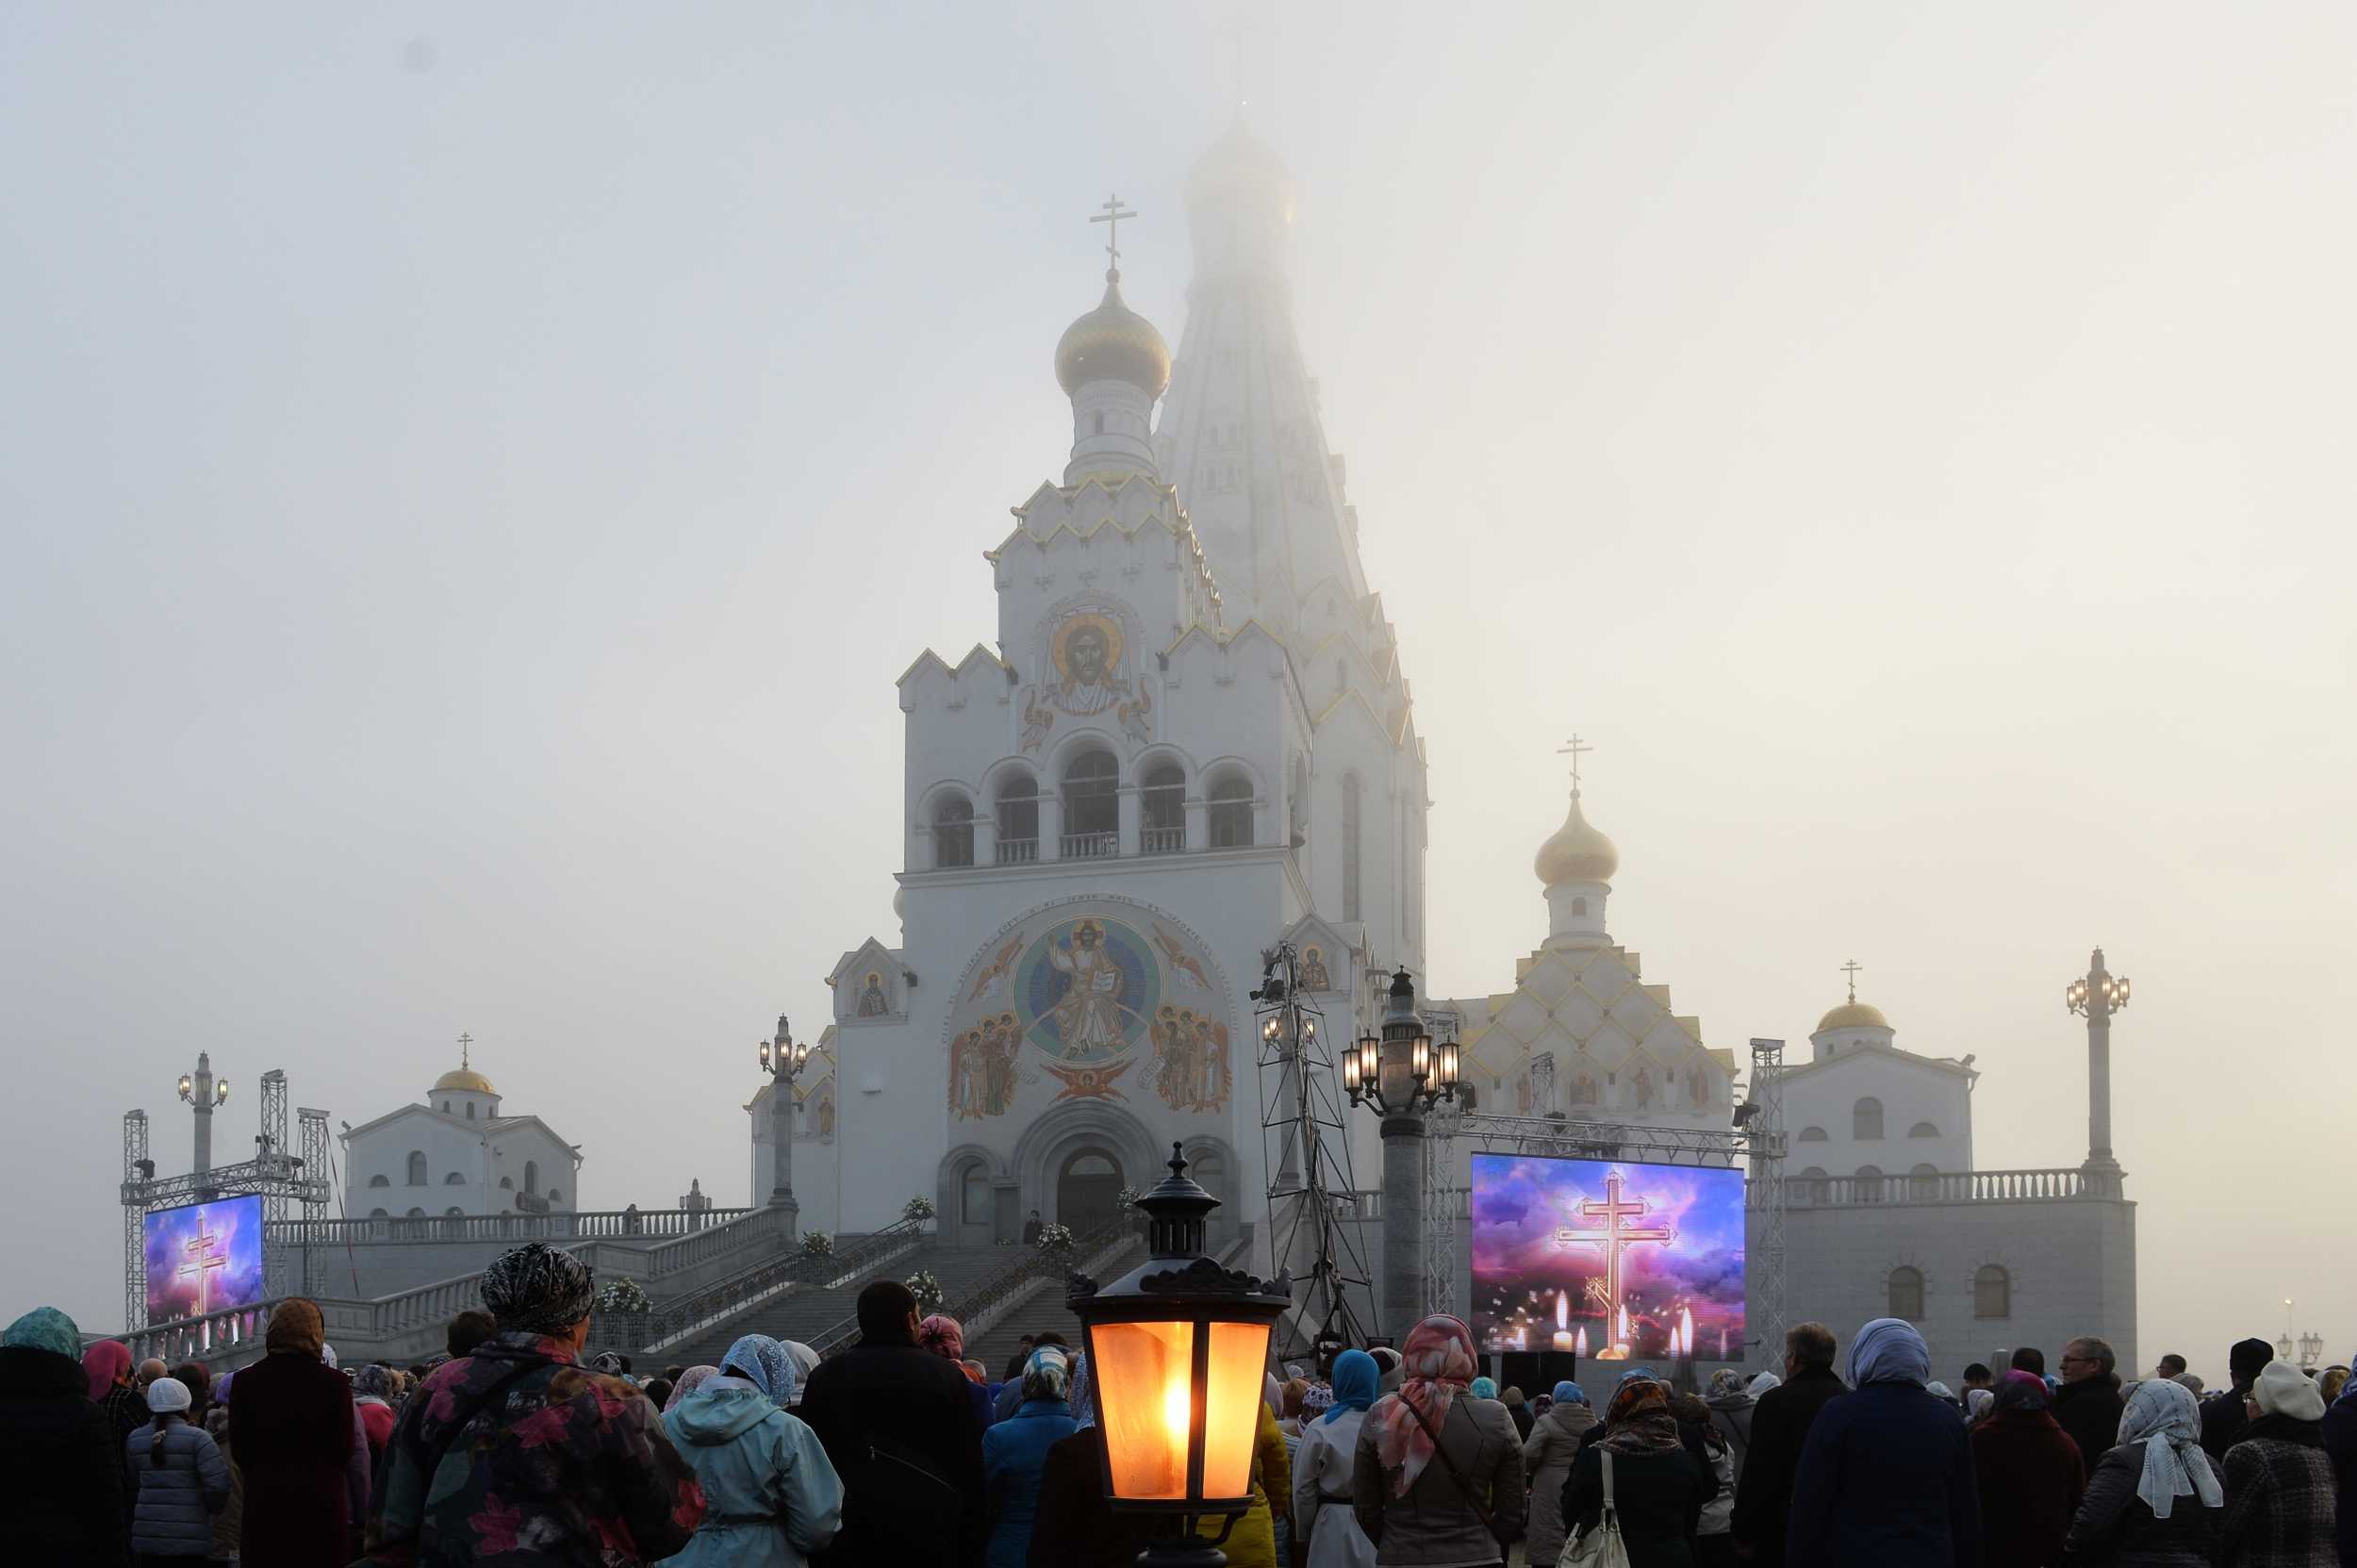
[348,1114,578,1219]
[1777,1052,1974,1183]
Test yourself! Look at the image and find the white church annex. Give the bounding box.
[758,129,1428,1248]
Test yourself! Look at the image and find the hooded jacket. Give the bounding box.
[661,1381,843,1568]
[126,1415,230,1557]
[0,1345,128,1566]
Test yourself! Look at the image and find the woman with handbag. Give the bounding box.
[1559,1378,1710,1568]
[1350,1315,1524,1566]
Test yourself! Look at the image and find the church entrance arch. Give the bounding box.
[1056,1147,1125,1233]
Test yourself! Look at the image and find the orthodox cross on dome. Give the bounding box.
[1840,960,1863,1004]
[1554,1168,1673,1338]
[1557,734,1594,792]
[457,1031,474,1072]
[179,1227,228,1316]
[1090,194,1137,273]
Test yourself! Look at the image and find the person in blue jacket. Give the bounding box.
[659,1333,843,1568]
[1785,1317,1980,1567]
[983,1344,1079,1568]
[125,1377,230,1561]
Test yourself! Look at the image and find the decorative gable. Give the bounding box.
[830,938,912,1025]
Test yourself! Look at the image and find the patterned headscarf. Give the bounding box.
[2116,1377,2222,1519]
[1369,1313,1477,1498]
[1706,1370,1747,1399]
[1068,1351,1096,1429]
[352,1364,397,1401]
[1302,1383,1335,1417]
[4,1307,84,1362]
[82,1340,132,1401]
[1846,1317,1929,1388]
[665,1365,719,1411]
[719,1334,798,1408]
[1020,1345,1072,1404]
[1326,1349,1378,1424]
[1994,1370,2051,1413]
[1600,1377,1684,1455]
[265,1299,325,1359]
[481,1243,595,1335]
[590,1353,626,1377]
[917,1314,965,1361]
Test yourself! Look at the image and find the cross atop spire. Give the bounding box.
[457,1031,474,1071]
[1558,734,1593,792]
[1840,960,1863,1003]
[1090,193,1137,276]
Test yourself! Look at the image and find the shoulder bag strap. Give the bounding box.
[1601,1447,1616,1513]
[1399,1393,1506,1547]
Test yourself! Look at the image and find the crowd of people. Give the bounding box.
[4,1251,2351,1566]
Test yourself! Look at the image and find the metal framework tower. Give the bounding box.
[297,1105,333,1294]
[1743,1036,1789,1363]
[1422,1097,1463,1316]
[122,1111,150,1335]
[1255,940,1375,1360]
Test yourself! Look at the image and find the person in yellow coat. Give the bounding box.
[1191,1377,1293,1568]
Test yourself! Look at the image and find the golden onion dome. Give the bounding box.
[1815,999,1891,1032]
[1534,791,1619,886]
[433,1066,498,1096]
[1054,271,1171,398]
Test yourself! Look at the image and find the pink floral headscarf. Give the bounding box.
[1368,1314,1478,1498]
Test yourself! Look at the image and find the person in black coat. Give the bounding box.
[2200,1336,2275,1463]
[2049,1335,2126,1468]
[1785,1318,1980,1568]
[1729,1324,1847,1568]
[798,1279,987,1567]
[1562,1378,1711,1568]
[0,1306,128,1567]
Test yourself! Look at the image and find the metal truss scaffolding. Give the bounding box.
[1255,940,1375,1361]
[1744,1037,1789,1362]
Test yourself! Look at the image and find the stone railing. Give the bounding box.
[591,1219,928,1357]
[808,1215,1134,1360]
[574,1206,790,1284]
[1761,1167,2091,1208]
[124,1263,504,1373]
[272,1206,754,1249]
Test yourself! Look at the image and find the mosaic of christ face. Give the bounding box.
[1065,624,1110,686]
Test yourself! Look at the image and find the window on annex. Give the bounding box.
[1887,1266,1925,1322]
[1854,1097,1885,1141]
[1974,1264,2012,1319]
[1061,750,1118,852]
[1141,764,1186,853]
[1208,776,1254,848]
[405,1151,427,1186]
[1908,1121,1940,1138]
[933,795,975,868]
[996,774,1040,862]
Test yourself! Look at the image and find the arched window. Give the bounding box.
[440,1100,451,1114]
[1141,764,1186,853]
[996,774,1039,862]
[547,1188,563,1205]
[1061,750,1118,855]
[1796,1126,1828,1143]
[1572,897,1587,917]
[1794,1166,1829,1203]
[498,1176,514,1189]
[1341,772,1362,923]
[405,1151,427,1186]
[1887,1265,1924,1322]
[368,1208,388,1219]
[1854,1097,1885,1140]
[1974,1264,2012,1319]
[1908,1121,1940,1138]
[1854,1164,1885,1201]
[932,794,975,868]
[961,1162,992,1225]
[368,1173,390,1188]
[1909,1162,1940,1199]
[445,1206,465,1217]
[524,1161,539,1195]
[405,1207,426,1218]
[1208,775,1254,849]
[1092,411,1105,436]
[443,1171,467,1185]
[465,1101,475,1119]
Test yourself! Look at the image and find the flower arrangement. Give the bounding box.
[1115,1187,1143,1209]
[1035,1222,1076,1256]
[902,1194,936,1222]
[907,1269,945,1312]
[799,1230,834,1258]
[594,1278,651,1314]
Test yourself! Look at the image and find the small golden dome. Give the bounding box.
[1815,1000,1890,1032]
[1054,271,1171,398]
[433,1067,497,1096]
[1534,791,1619,886]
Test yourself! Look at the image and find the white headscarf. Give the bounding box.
[1966,1387,1994,1422]
[1747,1372,1782,1397]
[2116,1378,2222,1519]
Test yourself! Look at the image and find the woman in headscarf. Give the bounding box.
[126,1376,229,1562]
[2064,1374,2221,1565]
[82,1337,146,1512]
[1558,1378,1710,1567]
[1702,1369,1755,1487]
[1368,1345,1405,1397]
[350,1363,400,1479]
[918,1312,995,1431]
[1,1307,127,1565]
[231,1298,368,1567]
[1970,1370,2085,1567]
[1351,1315,1523,1566]
[1501,1387,1535,1443]
[1292,1350,1379,1568]
[1965,1386,1995,1427]
[664,1364,719,1412]
[1470,1376,1499,1401]
[659,1332,843,1568]
[2215,1360,2334,1568]
[1522,1378,1597,1567]
[982,1345,1078,1568]
[1782,1318,1979,1567]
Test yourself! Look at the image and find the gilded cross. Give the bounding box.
[1840,960,1863,1003]
[1556,1169,1673,1330]
[1557,734,1593,791]
[1090,194,1137,271]
[458,1031,473,1070]
[179,1227,228,1315]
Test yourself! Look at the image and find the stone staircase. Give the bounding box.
[658,1242,1020,1371]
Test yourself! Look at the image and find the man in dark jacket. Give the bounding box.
[1730,1322,1845,1568]
[799,1279,986,1567]
[2200,1336,2276,1463]
[0,1307,127,1566]
[2217,1360,2337,1566]
[2051,1334,2126,1465]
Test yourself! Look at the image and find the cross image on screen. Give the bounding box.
[142,1195,266,1325]
[1469,1153,1746,1362]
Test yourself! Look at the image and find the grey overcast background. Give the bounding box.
[5,3,2352,1376]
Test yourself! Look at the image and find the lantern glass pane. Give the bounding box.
[1093,1318,1195,1500]
[1201,1319,1274,1500]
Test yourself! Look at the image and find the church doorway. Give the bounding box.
[1056,1147,1124,1234]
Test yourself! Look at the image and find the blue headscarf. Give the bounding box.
[1617,1366,1658,1387]
[1470,1376,1498,1399]
[3,1307,84,1362]
[1552,1379,1587,1407]
[1021,1345,1072,1404]
[1326,1349,1378,1423]
[1847,1317,1930,1388]
[719,1333,798,1408]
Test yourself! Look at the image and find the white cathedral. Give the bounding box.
[742,127,2136,1376]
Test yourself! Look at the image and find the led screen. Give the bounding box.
[1470,1153,1745,1361]
[143,1195,266,1323]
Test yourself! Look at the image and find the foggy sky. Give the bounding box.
[4,3,2351,1377]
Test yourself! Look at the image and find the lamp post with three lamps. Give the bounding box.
[1343,966,1459,1341]
[758,1015,813,1233]
[2066,949,2129,1197]
[177,1052,230,1184]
